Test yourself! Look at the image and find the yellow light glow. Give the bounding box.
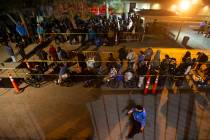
[179,1,190,11]
[203,6,209,11]
[170,4,177,12]
[152,3,161,9]
[192,0,199,4]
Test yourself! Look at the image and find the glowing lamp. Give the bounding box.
[179,1,190,11]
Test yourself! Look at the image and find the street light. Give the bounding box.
[179,0,190,11]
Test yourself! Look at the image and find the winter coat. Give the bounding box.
[144,48,153,61]
[152,50,160,68]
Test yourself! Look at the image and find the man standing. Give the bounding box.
[127,105,146,139]
[16,41,26,60]
[196,52,208,71]
[118,46,127,66]
[16,22,27,40]
[36,49,48,71]
[36,24,44,43]
[126,49,136,69]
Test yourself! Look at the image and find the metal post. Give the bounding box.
[175,22,183,42]
[19,13,30,38]
[6,14,17,25]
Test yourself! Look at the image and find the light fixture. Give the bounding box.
[179,1,190,11]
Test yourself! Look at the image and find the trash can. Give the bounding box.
[182,36,190,46]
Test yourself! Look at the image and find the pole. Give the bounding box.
[19,13,30,38]
[175,22,183,41]
[6,14,17,25]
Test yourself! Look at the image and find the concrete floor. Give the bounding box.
[170,23,210,50]
[0,78,210,140]
[0,82,96,140]
[0,24,210,140]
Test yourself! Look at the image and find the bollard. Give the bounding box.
[152,75,159,94]
[9,74,20,93]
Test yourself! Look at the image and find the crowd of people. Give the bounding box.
[24,44,210,90]
[0,11,209,90]
[1,12,146,63]
[100,47,210,89]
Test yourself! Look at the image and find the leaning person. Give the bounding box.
[127,105,146,139]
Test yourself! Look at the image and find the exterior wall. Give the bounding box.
[197,6,210,16]
[122,1,164,13]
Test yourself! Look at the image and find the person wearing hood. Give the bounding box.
[144,48,153,62]
[127,105,147,138]
[151,50,161,69]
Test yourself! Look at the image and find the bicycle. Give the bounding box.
[24,74,42,88]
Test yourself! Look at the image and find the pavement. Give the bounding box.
[0,34,209,139]
[0,74,209,140]
[169,23,210,50]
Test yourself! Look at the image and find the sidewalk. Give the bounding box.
[169,25,210,50]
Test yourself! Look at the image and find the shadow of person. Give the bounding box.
[122,99,137,114]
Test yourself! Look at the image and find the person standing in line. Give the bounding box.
[48,45,58,61]
[16,21,27,41]
[36,49,48,71]
[195,52,208,71]
[4,41,16,62]
[56,47,67,60]
[118,45,127,66]
[36,24,44,43]
[126,49,136,69]
[16,41,26,60]
[127,105,147,139]
[144,47,153,62]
